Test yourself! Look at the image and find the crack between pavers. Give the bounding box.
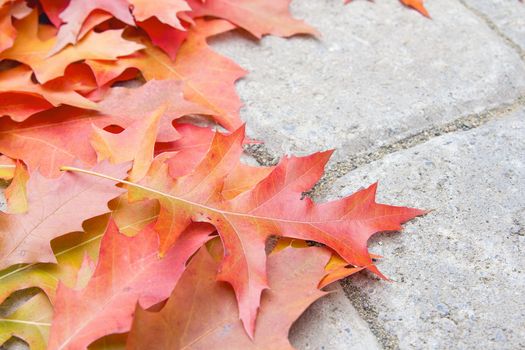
[308,94,525,198]
[341,279,399,350]
[458,0,525,62]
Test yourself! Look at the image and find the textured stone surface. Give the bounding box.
[462,0,525,51]
[290,284,380,350]
[0,190,5,212]
[211,0,525,160]
[324,110,525,349]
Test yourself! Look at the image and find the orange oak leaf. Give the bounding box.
[97,79,212,142]
[40,0,68,27]
[47,220,214,350]
[129,0,191,56]
[55,63,100,96]
[187,0,319,38]
[0,3,16,53]
[156,123,217,178]
[400,0,430,17]
[156,124,272,189]
[0,107,117,177]
[0,93,53,123]
[318,252,368,289]
[137,17,187,59]
[129,0,190,30]
[91,106,166,182]
[86,19,246,131]
[345,0,430,17]
[127,245,330,349]
[0,11,144,83]
[0,65,97,122]
[222,162,275,200]
[0,81,199,177]
[0,161,128,270]
[50,0,135,55]
[67,126,425,336]
[76,10,114,42]
[4,161,29,213]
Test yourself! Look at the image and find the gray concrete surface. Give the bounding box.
[290,284,381,350]
[212,0,525,161]
[462,0,525,53]
[324,110,525,349]
[0,192,5,213]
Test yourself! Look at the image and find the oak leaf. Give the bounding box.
[69,126,424,336]
[0,65,97,122]
[0,162,127,270]
[0,199,160,306]
[137,17,187,59]
[400,0,430,17]
[87,19,246,131]
[0,11,143,83]
[156,122,217,177]
[345,0,430,17]
[91,106,165,182]
[129,0,190,30]
[97,79,212,143]
[0,3,16,53]
[0,215,105,305]
[47,220,213,350]
[187,0,319,38]
[0,107,115,177]
[50,0,135,55]
[4,161,28,213]
[0,292,52,350]
[0,97,200,179]
[40,0,68,27]
[127,245,330,349]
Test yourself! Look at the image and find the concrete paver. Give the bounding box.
[212,0,525,160]
[462,0,525,52]
[290,284,380,350]
[324,109,525,349]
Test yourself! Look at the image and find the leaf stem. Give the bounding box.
[59,165,169,199]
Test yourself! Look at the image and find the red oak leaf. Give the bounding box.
[187,0,319,38]
[97,79,212,142]
[86,19,246,131]
[137,17,187,59]
[129,0,190,30]
[0,65,97,122]
[50,0,135,55]
[0,107,115,177]
[0,10,143,83]
[69,126,424,336]
[127,245,331,349]
[0,162,128,270]
[0,3,16,53]
[47,220,213,350]
[40,0,69,27]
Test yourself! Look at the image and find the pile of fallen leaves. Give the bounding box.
[0,0,428,349]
